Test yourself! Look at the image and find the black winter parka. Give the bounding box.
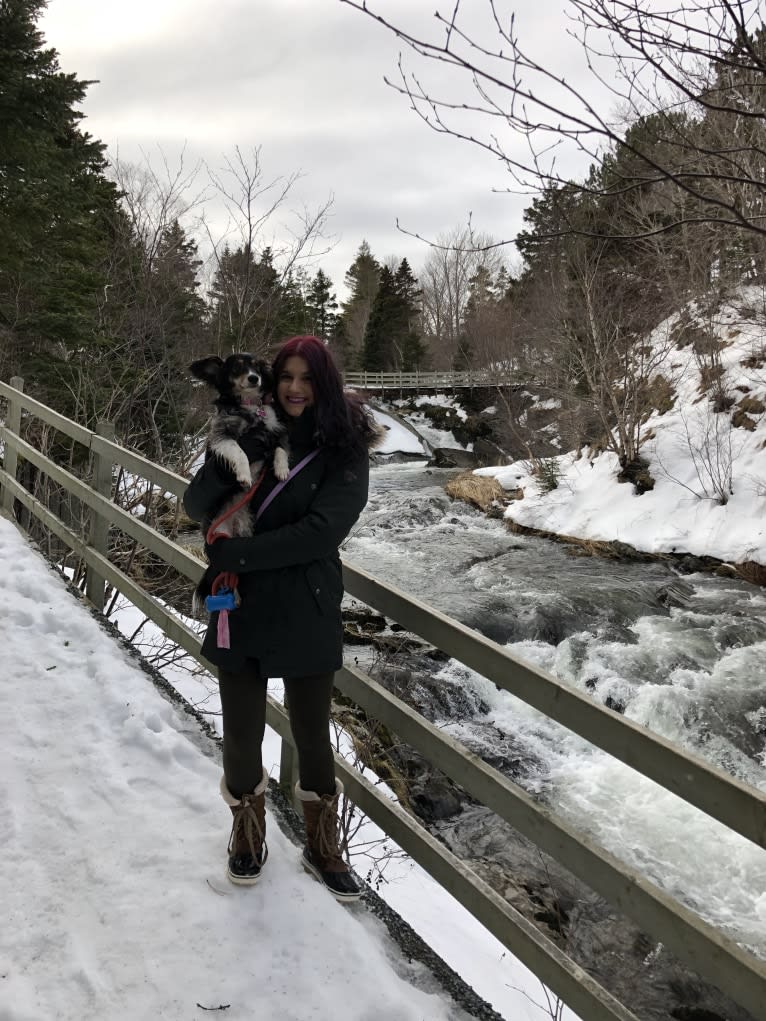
[183,408,370,676]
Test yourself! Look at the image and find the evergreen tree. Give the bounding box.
[328,314,350,368]
[457,264,516,372]
[360,258,426,372]
[145,220,206,443]
[339,241,380,367]
[209,245,284,354]
[154,220,206,334]
[275,268,310,339]
[456,264,495,369]
[0,0,121,402]
[305,268,338,340]
[361,265,397,371]
[393,259,426,370]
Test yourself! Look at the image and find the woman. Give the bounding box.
[183,335,379,901]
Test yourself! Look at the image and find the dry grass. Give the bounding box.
[506,519,626,557]
[643,374,676,417]
[180,543,207,563]
[738,396,766,415]
[445,472,508,512]
[506,521,766,587]
[732,408,757,431]
[698,362,725,393]
[736,561,766,587]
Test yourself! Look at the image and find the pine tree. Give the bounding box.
[275,268,310,339]
[328,314,350,368]
[339,241,380,367]
[0,0,121,400]
[305,268,338,340]
[361,264,397,371]
[393,259,426,370]
[146,220,206,443]
[455,265,495,369]
[209,245,284,354]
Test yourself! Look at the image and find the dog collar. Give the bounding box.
[241,395,266,417]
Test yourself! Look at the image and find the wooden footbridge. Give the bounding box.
[343,370,516,391]
[1,375,765,1021]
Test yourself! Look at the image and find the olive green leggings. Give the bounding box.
[218,662,336,800]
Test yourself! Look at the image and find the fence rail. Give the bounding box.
[1,376,765,1021]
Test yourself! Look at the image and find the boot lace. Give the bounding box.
[316,797,347,868]
[229,793,264,858]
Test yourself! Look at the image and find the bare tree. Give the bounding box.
[419,224,506,367]
[110,145,207,270]
[521,230,680,476]
[202,146,334,355]
[341,0,766,244]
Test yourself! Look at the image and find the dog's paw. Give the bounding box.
[273,448,290,481]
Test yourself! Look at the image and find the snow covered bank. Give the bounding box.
[478,292,766,568]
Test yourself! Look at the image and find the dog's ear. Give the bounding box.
[190,356,224,385]
[257,361,275,391]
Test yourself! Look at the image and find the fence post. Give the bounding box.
[279,689,300,807]
[86,420,115,610]
[1,376,24,517]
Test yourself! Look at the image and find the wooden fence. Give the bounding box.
[1,375,765,1021]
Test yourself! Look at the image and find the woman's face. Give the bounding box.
[276,355,315,417]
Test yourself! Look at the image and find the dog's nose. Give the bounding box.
[247,373,260,386]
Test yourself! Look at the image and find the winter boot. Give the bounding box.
[296,779,361,902]
[220,769,268,885]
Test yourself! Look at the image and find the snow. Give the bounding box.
[477,291,766,566]
[414,395,467,421]
[0,514,559,1021]
[387,396,474,452]
[370,407,429,457]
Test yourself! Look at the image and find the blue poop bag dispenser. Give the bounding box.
[205,586,239,612]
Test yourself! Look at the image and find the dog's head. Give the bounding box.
[190,354,274,406]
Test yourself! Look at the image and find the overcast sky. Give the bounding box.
[40,0,592,298]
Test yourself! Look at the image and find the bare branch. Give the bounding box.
[340,0,766,244]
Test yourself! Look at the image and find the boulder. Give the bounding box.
[656,580,696,610]
[372,450,430,465]
[428,447,477,469]
[473,436,512,467]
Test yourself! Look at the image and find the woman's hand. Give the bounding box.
[205,539,249,574]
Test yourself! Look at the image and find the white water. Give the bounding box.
[345,461,766,958]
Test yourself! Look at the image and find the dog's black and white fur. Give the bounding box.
[190,353,290,541]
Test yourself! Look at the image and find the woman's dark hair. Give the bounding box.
[272,336,378,462]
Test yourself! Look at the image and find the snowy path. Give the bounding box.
[0,516,467,1021]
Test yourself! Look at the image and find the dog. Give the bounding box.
[190,353,290,542]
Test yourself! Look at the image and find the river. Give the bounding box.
[342,459,766,1018]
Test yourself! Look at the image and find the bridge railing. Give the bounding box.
[343,369,506,389]
[1,376,765,1021]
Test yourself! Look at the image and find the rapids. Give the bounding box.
[343,461,766,971]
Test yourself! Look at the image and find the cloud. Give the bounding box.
[41,0,602,292]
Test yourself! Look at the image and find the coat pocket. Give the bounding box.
[305,561,342,616]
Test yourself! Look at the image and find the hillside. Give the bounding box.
[474,289,766,572]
